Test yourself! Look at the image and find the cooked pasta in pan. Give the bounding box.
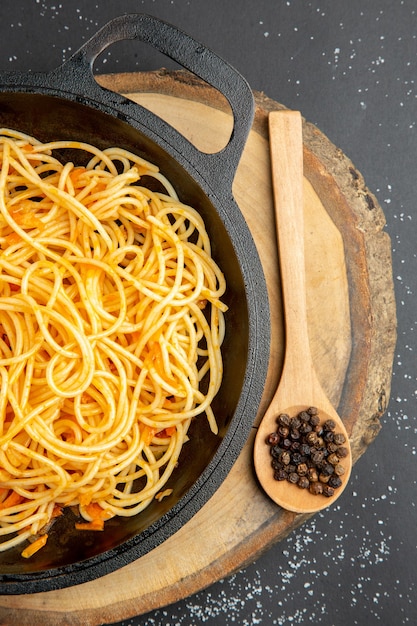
[0,129,226,557]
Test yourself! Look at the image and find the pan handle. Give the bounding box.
[51,13,254,192]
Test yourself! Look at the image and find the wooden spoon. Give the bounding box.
[253,110,352,513]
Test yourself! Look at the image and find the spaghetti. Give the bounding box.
[0,128,227,556]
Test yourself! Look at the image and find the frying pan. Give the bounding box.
[0,14,270,594]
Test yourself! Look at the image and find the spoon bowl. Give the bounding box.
[253,110,352,514]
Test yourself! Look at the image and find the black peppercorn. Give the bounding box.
[307,406,320,426]
[311,449,325,465]
[277,413,291,427]
[291,416,301,430]
[299,443,311,456]
[337,446,349,458]
[306,431,318,446]
[299,422,312,435]
[274,468,288,481]
[333,433,346,445]
[327,453,340,466]
[315,436,325,449]
[278,425,290,438]
[328,475,342,489]
[297,463,308,476]
[334,463,345,476]
[323,430,334,443]
[279,451,291,465]
[291,452,303,465]
[265,407,348,497]
[270,445,282,459]
[288,472,299,484]
[267,432,280,446]
[323,485,335,497]
[309,481,323,495]
[310,415,321,428]
[290,428,301,440]
[298,476,310,489]
[320,462,334,476]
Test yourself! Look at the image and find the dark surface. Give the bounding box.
[0,1,415,624]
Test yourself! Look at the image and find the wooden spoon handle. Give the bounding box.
[269,111,308,350]
[269,111,313,393]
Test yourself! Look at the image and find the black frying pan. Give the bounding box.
[0,14,270,594]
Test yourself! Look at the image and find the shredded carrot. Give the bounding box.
[131,330,141,343]
[10,205,44,231]
[51,504,63,519]
[74,519,104,531]
[21,144,35,153]
[94,183,108,194]
[69,166,87,186]
[84,502,112,520]
[146,341,175,384]
[4,232,22,245]
[156,426,177,438]
[0,490,25,510]
[141,424,156,446]
[78,493,93,507]
[83,182,108,202]
[21,534,48,558]
[155,489,173,502]
[74,502,112,531]
[100,291,122,315]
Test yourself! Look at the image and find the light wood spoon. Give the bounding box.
[253,110,352,513]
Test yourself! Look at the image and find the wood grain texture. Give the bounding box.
[0,71,396,626]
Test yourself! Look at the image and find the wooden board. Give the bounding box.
[0,71,396,625]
